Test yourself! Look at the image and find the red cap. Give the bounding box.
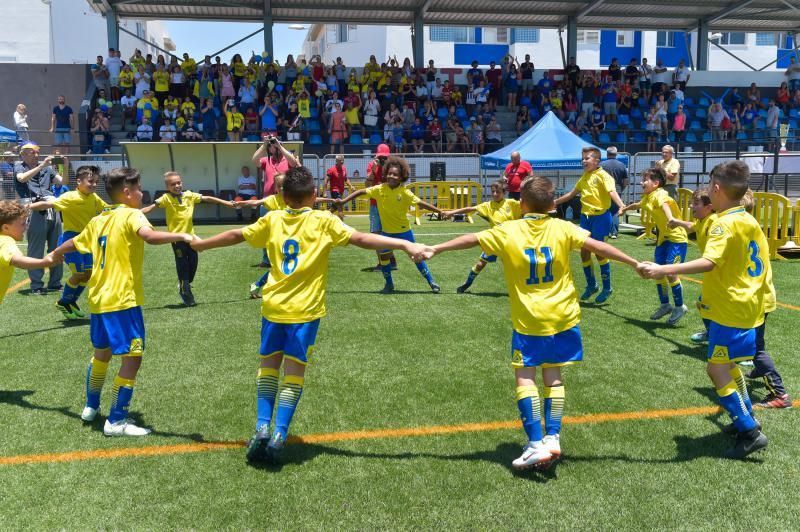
[376,144,391,157]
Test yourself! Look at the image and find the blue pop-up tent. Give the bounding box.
[0,124,17,143]
[481,111,627,170]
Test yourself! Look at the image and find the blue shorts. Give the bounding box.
[54,128,72,145]
[580,211,612,241]
[654,241,688,266]
[480,252,497,263]
[379,229,414,253]
[90,306,145,356]
[369,204,382,233]
[260,318,320,364]
[59,231,93,273]
[511,326,583,368]
[707,321,755,364]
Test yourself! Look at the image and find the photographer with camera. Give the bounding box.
[14,143,64,294]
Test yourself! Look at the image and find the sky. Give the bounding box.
[163,21,307,63]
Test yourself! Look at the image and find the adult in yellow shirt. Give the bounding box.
[226,105,244,141]
[657,144,680,199]
[141,171,235,306]
[153,65,170,103]
[51,168,193,437]
[180,53,197,78]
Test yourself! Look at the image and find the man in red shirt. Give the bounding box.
[365,143,397,270]
[502,151,533,200]
[485,61,503,111]
[324,154,353,219]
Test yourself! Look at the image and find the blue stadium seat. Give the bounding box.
[309,134,323,145]
[349,134,363,145]
[685,132,698,142]
[755,119,766,129]
[638,98,648,108]
[758,109,768,118]
[668,131,675,142]
[617,114,630,127]
[683,97,695,107]
[519,96,532,107]
[690,120,703,130]
[702,131,713,142]
[630,108,643,120]
[699,97,710,107]
[598,133,611,143]
[695,108,707,119]
[529,108,541,121]
[633,132,646,142]
[736,131,748,140]
[580,133,593,142]
[790,108,800,118]
[761,97,770,107]
[369,133,382,144]
[307,120,321,132]
[309,107,319,118]
[615,132,627,143]
[437,107,448,119]
[605,121,617,130]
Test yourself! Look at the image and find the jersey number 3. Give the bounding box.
[282,239,300,274]
[747,240,763,277]
[525,247,554,285]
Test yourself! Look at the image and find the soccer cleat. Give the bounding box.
[103,419,151,437]
[542,434,561,457]
[610,234,618,239]
[246,426,271,463]
[249,283,261,299]
[81,406,99,422]
[580,285,599,301]
[722,419,761,436]
[429,281,441,294]
[511,441,553,470]
[380,283,395,294]
[667,304,688,326]
[70,302,87,318]
[755,394,793,409]
[650,304,673,320]
[456,283,471,294]
[265,431,286,463]
[56,300,76,319]
[723,429,768,459]
[594,289,613,304]
[689,330,708,343]
[179,282,196,307]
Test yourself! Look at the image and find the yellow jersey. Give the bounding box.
[155,191,203,234]
[642,188,687,245]
[233,62,247,77]
[575,168,615,215]
[181,58,197,76]
[692,213,717,253]
[53,190,108,233]
[242,208,353,323]
[474,199,521,227]
[0,235,21,304]
[263,194,286,211]
[364,184,419,234]
[477,215,589,336]
[226,111,244,131]
[153,71,170,92]
[700,207,770,329]
[119,70,134,88]
[72,205,152,314]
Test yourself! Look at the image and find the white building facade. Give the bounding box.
[303,23,796,72]
[0,0,174,64]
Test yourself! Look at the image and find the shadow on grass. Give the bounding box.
[330,290,438,295]
[145,298,251,311]
[598,307,705,361]
[0,390,81,421]
[0,320,87,339]
[461,292,508,298]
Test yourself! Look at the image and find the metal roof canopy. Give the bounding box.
[89,0,800,32]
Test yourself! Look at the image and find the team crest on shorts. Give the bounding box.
[512,350,523,365]
[129,338,144,354]
[711,345,728,362]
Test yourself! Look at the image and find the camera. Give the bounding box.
[51,156,64,165]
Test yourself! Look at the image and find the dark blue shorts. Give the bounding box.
[654,241,687,266]
[707,321,755,364]
[90,306,145,355]
[511,326,583,368]
[60,231,93,274]
[260,318,320,364]
[380,229,415,253]
[580,211,612,241]
[480,252,497,263]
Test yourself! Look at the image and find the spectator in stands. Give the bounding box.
[741,102,757,134]
[747,82,763,109]
[106,48,122,104]
[162,94,178,122]
[411,117,426,153]
[200,98,217,140]
[445,118,458,152]
[600,146,628,239]
[563,92,578,123]
[766,98,780,151]
[537,71,553,99]
[133,65,151,102]
[672,59,690,90]
[785,56,800,92]
[429,117,443,152]
[485,61,502,111]
[502,151,532,200]
[730,102,744,135]
[777,81,791,115]
[573,111,588,135]
[617,94,631,126]
[390,116,405,152]
[89,108,110,154]
[707,102,730,141]
[169,64,186,99]
[345,99,365,139]
[235,165,257,221]
[672,104,687,146]
[153,64,169,104]
[181,118,202,141]
[651,58,669,98]
[50,95,74,153]
[655,93,668,137]
[231,54,246,93]
[244,106,259,138]
[455,123,470,152]
[728,86,744,108]
[601,77,617,122]
[504,58,519,111]
[284,101,301,140]
[329,102,347,154]
[93,55,110,99]
[14,144,64,294]
[259,94,280,136]
[485,116,502,151]
[136,117,153,141]
[467,117,483,154]
[645,105,659,151]
[624,58,639,87]
[238,77,257,109]
[565,56,581,86]
[226,104,243,142]
[608,57,621,83]
[520,54,534,100]
[516,105,532,135]
[590,103,605,142]
[13,103,29,141]
[656,144,680,199]
[218,64,235,109]
[159,117,176,142]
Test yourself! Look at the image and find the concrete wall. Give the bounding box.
[0,64,89,149]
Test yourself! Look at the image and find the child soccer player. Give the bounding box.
[639,161,770,459]
[191,166,427,463]
[442,180,521,293]
[28,165,107,319]
[338,156,445,294]
[51,168,194,436]
[554,147,626,304]
[1,200,60,304]
[141,171,236,306]
[667,186,716,341]
[619,167,688,325]
[418,176,641,470]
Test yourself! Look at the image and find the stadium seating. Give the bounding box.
[349,134,363,144]
[309,134,323,145]
[369,133,382,144]
[218,189,236,201]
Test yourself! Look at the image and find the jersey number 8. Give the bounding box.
[524,247,554,285]
[282,239,300,274]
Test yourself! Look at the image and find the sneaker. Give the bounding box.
[429,281,441,294]
[650,303,673,320]
[594,289,613,304]
[183,284,196,306]
[70,302,87,318]
[724,429,768,459]
[580,285,599,301]
[103,419,151,437]
[667,304,688,326]
[722,419,761,436]
[610,234,618,239]
[380,283,395,294]
[245,425,271,463]
[755,393,793,409]
[265,431,286,463]
[81,406,99,422]
[456,283,470,294]
[249,283,261,299]
[511,441,552,470]
[56,300,77,319]
[542,434,561,457]
[30,288,47,295]
[689,330,708,343]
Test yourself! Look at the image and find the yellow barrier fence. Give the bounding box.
[408,181,483,225]
[751,192,791,259]
[636,187,692,241]
[793,200,800,247]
